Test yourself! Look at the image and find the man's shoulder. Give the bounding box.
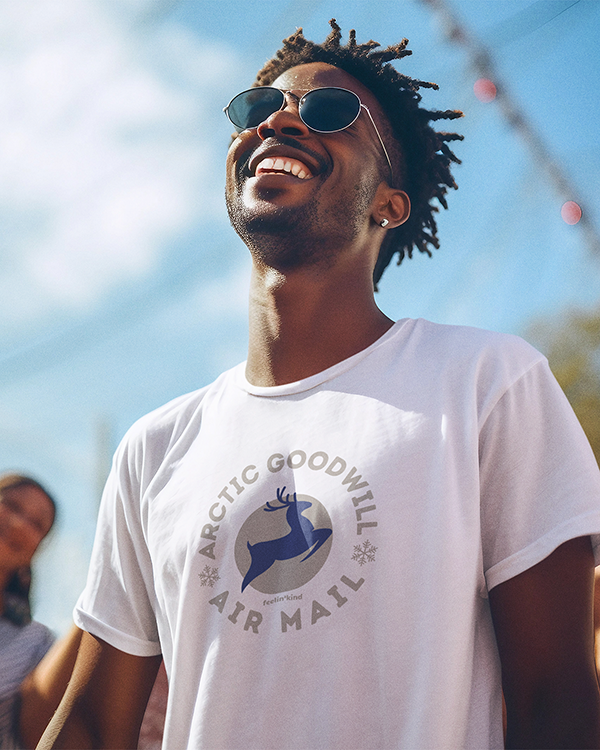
[404,318,545,369]
[407,317,536,348]
[119,363,243,456]
[392,319,549,404]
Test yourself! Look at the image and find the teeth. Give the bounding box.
[255,156,312,179]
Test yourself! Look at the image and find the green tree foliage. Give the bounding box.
[528,307,600,467]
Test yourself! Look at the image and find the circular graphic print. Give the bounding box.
[234,489,333,594]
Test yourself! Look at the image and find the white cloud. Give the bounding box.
[0,0,239,323]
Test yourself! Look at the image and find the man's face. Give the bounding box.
[225,62,395,272]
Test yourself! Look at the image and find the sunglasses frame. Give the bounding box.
[224,86,394,183]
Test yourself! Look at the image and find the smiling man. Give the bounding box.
[39,21,600,750]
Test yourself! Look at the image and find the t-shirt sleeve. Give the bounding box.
[480,356,600,591]
[74,427,162,657]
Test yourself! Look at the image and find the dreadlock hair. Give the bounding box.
[1,473,56,626]
[254,19,464,288]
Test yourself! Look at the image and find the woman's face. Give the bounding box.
[0,485,55,571]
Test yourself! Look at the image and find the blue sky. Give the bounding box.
[1,0,599,633]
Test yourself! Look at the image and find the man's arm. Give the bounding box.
[489,535,600,749]
[36,630,161,750]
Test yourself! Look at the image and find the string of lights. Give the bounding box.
[420,0,600,255]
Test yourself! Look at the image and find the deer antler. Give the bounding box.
[265,486,297,511]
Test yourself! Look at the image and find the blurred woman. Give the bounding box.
[0,474,56,748]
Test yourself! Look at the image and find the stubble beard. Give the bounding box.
[226,180,377,274]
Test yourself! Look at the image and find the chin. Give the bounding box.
[228,195,309,239]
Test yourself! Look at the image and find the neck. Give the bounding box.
[245,261,393,387]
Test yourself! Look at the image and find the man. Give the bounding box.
[40,21,600,749]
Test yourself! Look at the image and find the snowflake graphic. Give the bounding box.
[199,566,220,587]
[351,540,377,566]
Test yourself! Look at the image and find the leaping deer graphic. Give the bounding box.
[241,487,332,592]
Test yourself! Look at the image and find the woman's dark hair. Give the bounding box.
[254,19,464,287]
[1,473,56,626]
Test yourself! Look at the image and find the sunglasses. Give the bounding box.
[224,86,393,181]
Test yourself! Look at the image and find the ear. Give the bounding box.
[373,186,411,229]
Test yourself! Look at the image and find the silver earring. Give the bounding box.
[380,218,389,228]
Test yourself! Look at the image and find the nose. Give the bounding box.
[256,92,310,140]
[7,508,29,536]
[3,503,36,537]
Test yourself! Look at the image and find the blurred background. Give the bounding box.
[1,0,599,635]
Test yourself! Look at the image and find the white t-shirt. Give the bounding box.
[75,319,600,750]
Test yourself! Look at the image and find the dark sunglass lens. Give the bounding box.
[227,88,283,131]
[300,88,360,132]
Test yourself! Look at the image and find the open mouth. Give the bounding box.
[254,156,313,180]
[244,139,329,182]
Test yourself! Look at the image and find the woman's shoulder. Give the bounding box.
[20,619,54,648]
[0,617,54,694]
